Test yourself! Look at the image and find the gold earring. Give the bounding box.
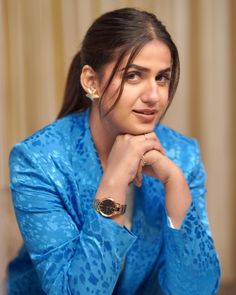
[86,87,100,100]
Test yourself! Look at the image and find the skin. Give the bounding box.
[80,39,191,228]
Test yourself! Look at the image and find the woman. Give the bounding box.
[8,8,220,295]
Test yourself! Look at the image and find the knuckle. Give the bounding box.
[115,134,122,142]
[123,134,131,141]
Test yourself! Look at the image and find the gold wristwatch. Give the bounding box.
[93,198,127,218]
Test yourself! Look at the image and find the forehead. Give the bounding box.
[132,39,171,69]
[102,39,171,76]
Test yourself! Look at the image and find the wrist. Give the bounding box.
[164,169,191,227]
[164,166,185,186]
[96,174,128,204]
[94,176,127,225]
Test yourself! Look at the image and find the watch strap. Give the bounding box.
[118,203,127,214]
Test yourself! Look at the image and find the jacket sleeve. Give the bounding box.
[9,143,136,295]
[159,140,221,295]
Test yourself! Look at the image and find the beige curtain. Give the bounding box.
[0,0,235,291]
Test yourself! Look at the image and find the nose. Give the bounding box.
[140,80,160,105]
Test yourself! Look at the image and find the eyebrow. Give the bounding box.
[120,64,171,74]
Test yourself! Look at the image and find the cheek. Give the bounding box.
[161,87,170,103]
[162,95,169,107]
[121,84,143,105]
[108,84,138,110]
[158,89,170,115]
[101,82,121,112]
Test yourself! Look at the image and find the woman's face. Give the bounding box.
[95,39,171,136]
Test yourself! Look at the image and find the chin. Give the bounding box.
[124,124,156,135]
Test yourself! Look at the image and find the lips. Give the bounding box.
[133,109,157,115]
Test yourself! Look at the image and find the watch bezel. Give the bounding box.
[98,198,117,217]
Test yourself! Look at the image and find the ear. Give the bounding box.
[80,65,100,94]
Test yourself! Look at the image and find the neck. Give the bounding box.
[89,106,116,169]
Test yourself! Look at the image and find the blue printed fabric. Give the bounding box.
[7,110,220,295]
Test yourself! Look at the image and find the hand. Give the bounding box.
[104,133,163,189]
[143,150,181,183]
[134,132,167,186]
[96,133,163,208]
[134,132,191,228]
[134,132,186,186]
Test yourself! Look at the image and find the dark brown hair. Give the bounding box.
[57,8,180,119]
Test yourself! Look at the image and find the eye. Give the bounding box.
[124,71,141,82]
[155,73,171,86]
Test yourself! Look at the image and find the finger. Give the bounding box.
[140,155,146,166]
[134,160,143,187]
[138,159,144,176]
[142,139,165,156]
[156,144,165,155]
[143,132,165,155]
[134,175,142,187]
[148,139,165,155]
[134,173,142,187]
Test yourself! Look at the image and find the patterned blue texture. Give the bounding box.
[8,110,220,294]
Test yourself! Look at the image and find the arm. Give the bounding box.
[159,140,221,295]
[9,143,136,295]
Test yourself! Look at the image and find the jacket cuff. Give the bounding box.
[164,202,220,272]
[82,208,137,259]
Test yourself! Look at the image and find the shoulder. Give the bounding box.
[10,111,88,159]
[9,111,90,180]
[23,111,87,149]
[156,124,198,150]
[9,111,89,190]
[156,124,200,155]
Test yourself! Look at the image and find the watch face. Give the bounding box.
[99,199,116,217]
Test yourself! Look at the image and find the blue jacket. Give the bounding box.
[8,110,220,294]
